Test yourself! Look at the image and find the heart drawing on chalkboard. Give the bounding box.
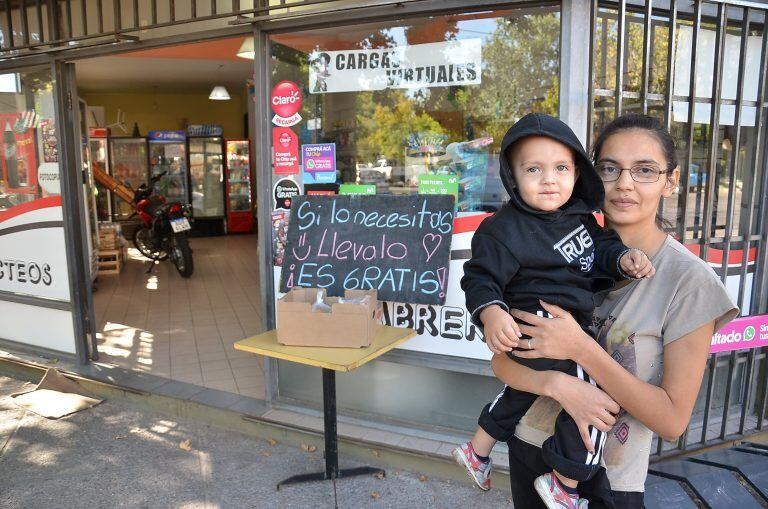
[422,233,442,263]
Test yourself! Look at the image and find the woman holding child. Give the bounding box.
[491,114,738,508]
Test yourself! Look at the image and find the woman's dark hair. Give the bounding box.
[591,113,678,170]
[591,113,678,231]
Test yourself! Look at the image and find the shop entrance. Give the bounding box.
[74,36,265,398]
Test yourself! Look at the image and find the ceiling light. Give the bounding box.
[209,85,231,100]
[237,37,254,59]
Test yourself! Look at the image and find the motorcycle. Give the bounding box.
[131,171,194,278]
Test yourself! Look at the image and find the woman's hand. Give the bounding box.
[509,300,591,362]
[549,372,620,452]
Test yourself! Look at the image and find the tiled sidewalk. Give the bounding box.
[0,375,515,508]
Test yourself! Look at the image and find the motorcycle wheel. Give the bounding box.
[172,235,194,278]
[133,227,168,261]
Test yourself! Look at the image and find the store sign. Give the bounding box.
[308,39,482,94]
[301,143,336,184]
[270,81,303,127]
[37,162,60,195]
[710,315,768,354]
[339,184,375,195]
[305,183,338,196]
[88,127,108,138]
[0,196,70,301]
[418,174,459,203]
[273,178,300,210]
[148,130,186,142]
[1,112,40,192]
[279,194,454,305]
[187,125,223,136]
[273,127,299,174]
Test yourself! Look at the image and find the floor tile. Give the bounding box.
[202,369,236,383]
[94,235,262,399]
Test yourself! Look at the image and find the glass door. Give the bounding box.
[109,137,148,220]
[226,140,251,212]
[188,136,224,218]
[149,140,188,205]
[90,135,111,220]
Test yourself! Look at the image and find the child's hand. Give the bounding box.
[620,248,655,279]
[480,305,522,354]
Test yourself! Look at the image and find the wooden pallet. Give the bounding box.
[97,249,123,276]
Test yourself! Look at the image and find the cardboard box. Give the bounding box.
[276,288,381,348]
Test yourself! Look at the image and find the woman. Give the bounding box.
[489,114,738,508]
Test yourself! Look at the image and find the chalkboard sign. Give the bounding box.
[280,194,454,305]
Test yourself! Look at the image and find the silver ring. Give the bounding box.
[527,338,533,350]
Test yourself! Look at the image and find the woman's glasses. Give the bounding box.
[595,163,669,183]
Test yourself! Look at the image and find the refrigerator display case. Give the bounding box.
[148,131,188,206]
[188,135,225,235]
[225,139,254,234]
[89,128,111,221]
[109,137,148,220]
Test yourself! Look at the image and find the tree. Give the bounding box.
[355,92,446,163]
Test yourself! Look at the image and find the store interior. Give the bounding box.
[76,36,266,397]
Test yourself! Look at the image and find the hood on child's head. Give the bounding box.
[499,113,604,216]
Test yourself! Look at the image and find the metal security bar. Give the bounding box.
[0,0,429,56]
[589,0,768,460]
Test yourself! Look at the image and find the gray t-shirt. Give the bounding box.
[514,235,738,492]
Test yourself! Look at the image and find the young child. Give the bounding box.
[453,113,653,508]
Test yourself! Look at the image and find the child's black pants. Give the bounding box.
[478,315,607,482]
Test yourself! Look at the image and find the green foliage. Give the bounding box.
[355,92,446,162]
[353,12,561,160]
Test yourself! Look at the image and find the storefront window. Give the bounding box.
[0,70,55,213]
[269,5,562,432]
[271,5,560,213]
[0,68,77,354]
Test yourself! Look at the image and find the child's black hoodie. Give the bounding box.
[461,113,630,327]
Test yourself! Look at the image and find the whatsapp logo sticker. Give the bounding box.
[744,326,756,341]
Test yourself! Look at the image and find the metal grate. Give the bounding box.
[589,0,768,460]
[0,0,426,56]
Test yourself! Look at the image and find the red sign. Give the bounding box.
[271,81,302,117]
[88,127,108,138]
[273,127,299,174]
[1,113,39,194]
[270,81,303,126]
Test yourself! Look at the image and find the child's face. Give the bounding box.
[508,136,578,212]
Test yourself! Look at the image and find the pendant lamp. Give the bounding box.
[237,37,255,59]
[209,85,231,100]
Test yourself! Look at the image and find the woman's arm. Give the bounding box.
[511,303,714,442]
[490,354,620,451]
[571,321,713,442]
